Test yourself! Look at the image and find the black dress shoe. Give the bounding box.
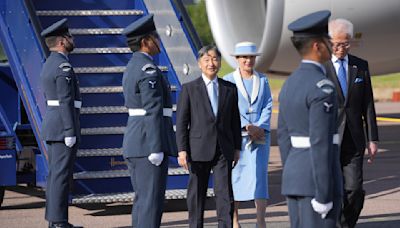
[49,222,83,228]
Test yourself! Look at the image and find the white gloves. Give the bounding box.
[311,198,333,219]
[148,152,164,166]
[64,136,76,148]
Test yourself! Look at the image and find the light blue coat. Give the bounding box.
[224,69,273,200]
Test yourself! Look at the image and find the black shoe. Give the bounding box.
[49,222,83,228]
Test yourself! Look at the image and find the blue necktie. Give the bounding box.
[337,59,347,97]
[208,81,218,116]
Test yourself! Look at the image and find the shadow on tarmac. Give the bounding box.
[1,119,399,228]
[358,219,400,228]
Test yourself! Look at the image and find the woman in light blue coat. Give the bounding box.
[224,42,272,228]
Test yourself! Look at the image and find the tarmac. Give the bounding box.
[1,102,399,228]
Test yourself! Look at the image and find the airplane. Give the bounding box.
[206,0,400,75]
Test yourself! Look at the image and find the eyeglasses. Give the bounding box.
[331,42,350,49]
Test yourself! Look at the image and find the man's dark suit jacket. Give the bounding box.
[324,54,379,152]
[176,77,242,161]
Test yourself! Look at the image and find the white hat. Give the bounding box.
[231,42,261,56]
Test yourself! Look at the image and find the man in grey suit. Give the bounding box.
[325,18,379,228]
[40,19,82,228]
[277,11,343,228]
[121,14,177,228]
[176,45,242,228]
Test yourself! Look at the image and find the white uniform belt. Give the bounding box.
[128,108,173,117]
[47,100,82,109]
[291,134,340,148]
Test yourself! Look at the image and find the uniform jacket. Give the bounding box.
[277,62,343,203]
[122,52,177,158]
[41,52,81,142]
[324,54,378,151]
[176,77,242,161]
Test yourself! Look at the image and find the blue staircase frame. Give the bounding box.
[0,0,48,156]
[0,0,209,203]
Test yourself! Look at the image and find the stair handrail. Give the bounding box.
[0,0,48,158]
[170,0,203,52]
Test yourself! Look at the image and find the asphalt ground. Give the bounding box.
[1,102,399,228]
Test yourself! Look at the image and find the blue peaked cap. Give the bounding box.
[288,10,331,38]
[41,18,70,37]
[123,14,156,38]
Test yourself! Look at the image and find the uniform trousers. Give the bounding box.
[126,156,168,228]
[340,127,365,228]
[45,142,77,223]
[187,150,234,228]
[287,196,341,228]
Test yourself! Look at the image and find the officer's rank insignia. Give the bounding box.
[316,79,334,88]
[322,87,333,94]
[59,62,72,72]
[148,80,157,89]
[323,102,333,113]
[142,64,156,74]
[316,79,334,94]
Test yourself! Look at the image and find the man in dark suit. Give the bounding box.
[176,45,242,228]
[324,18,379,228]
[278,11,343,228]
[40,19,82,228]
[121,14,177,228]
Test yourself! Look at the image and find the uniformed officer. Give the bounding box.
[277,10,343,228]
[40,19,82,228]
[121,14,177,228]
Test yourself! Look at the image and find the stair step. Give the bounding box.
[74,167,189,179]
[74,66,168,74]
[36,10,143,16]
[81,106,127,114]
[75,66,125,74]
[77,148,123,157]
[80,105,176,114]
[80,85,177,94]
[72,47,131,54]
[72,188,215,204]
[81,126,125,135]
[81,125,177,135]
[74,169,129,179]
[80,86,123,94]
[70,28,123,35]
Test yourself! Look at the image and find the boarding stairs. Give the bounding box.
[0,0,214,204]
